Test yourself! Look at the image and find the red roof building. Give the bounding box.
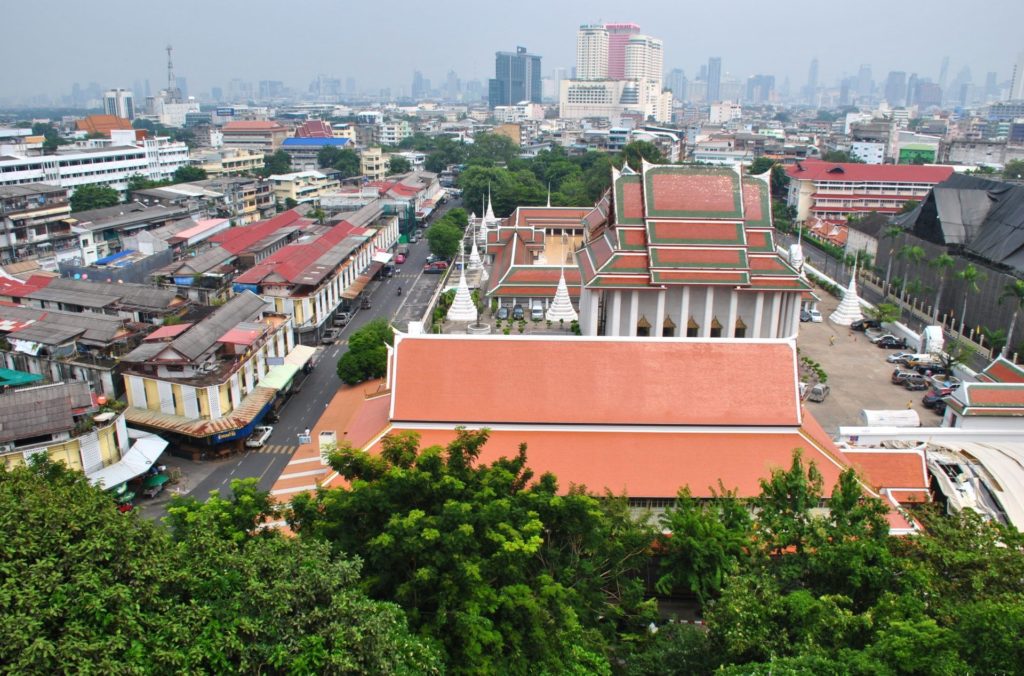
[785,160,954,222]
[222,120,289,152]
[573,162,809,339]
[293,120,333,138]
[270,333,919,533]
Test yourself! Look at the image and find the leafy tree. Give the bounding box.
[336,318,394,385]
[126,173,163,191]
[998,278,1024,357]
[318,146,361,178]
[172,165,207,183]
[896,244,926,301]
[936,338,975,373]
[388,154,412,175]
[928,252,956,321]
[289,429,650,673]
[656,485,751,604]
[821,150,863,163]
[899,199,921,213]
[464,133,519,167]
[620,141,664,171]
[424,136,468,173]
[1002,159,1024,180]
[70,184,120,212]
[0,457,440,674]
[953,263,985,335]
[260,149,292,177]
[283,197,299,210]
[32,121,70,151]
[881,225,905,292]
[445,207,468,229]
[426,219,462,260]
[980,325,1008,354]
[867,302,901,324]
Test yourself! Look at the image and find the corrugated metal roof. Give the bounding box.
[125,386,275,439]
[0,381,92,443]
[166,291,267,361]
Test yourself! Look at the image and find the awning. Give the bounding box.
[89,433,168,489]
[260,363,301,390]
[341,261,384,299]
[142,473,169,488]
[284,344,316,368]
[373,250,393,264]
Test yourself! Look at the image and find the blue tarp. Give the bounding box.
[281,137,350,147]
[94,249,135,265]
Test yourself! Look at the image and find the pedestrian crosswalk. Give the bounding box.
[250,444,298,456]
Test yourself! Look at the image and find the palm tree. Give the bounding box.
[896,244,926,301]
[929,253,956,321]
[882,225,905,292]
[998,279,1024,357]
[954,264,985,336]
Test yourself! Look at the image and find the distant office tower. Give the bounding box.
[805,58,819,104]
[488,46,542,107]
[838,77,854,107]
[103,88,135,120]
[412,71,427,99]
[1011,52,1024,101]
[666,68,686,99]
[746,74,775,103]
[345,77,356,95]
[605,23,640,79]
[175,77,188,100]
[906,74,919,106]
[984,72,998,102]
[707,57,722,102]
[938,56,950,91]
[444,70,461,101]
[576,25,609,80]
[884,71,907,106]
[211,86,223,102]
[625,34,662,85]
[857,64,873,100]
[915,81,943,108]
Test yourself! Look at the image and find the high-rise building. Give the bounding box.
[625,34,662,84]
[412,71,427,99]
[666,68,686,100]
[857,64,873,100]
[746,75,775,104]
[938,56,950,92]
[488,46,542,108]
[707,57,722,103]
[103,88,135,120]
[1011,51,1024,101]
[884,71,907,106]
[576,25,609,80]
[605,23,640,80]
[805,58,819,104]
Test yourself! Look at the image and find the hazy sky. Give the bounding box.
[4,0,1023,101]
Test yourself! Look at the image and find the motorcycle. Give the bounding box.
[397,286,402,296]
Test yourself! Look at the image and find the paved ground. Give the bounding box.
[797,287,943,435]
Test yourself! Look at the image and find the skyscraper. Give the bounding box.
[488,46,542,108]
[666,68,686,100]
[605,23,640,80]
[707,57,722,103]
[745,75,775,104]
[1011,51,1024,101]
[884,71,907,106]
[576,25,609,80]
[805,58,819,104]
[857,64,873,100]
[412,71,427,99]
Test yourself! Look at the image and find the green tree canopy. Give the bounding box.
[288,429,654,673]
[821,150,864,163]
[620,141,665,171]
[464,133,519,168]
[425,219,462,260]
[70,184,120,212]
[172,165,207,183]
[317,146,361,178]
[260,150,292,177]
[336,317,394,385]
[0,458,440,674]
[388,155,412,175]
[1003,159,1024,180]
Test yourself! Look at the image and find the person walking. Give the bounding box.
[829,335,836,346]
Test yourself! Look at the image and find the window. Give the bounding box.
[710,316,723,338]
[686,316,699,338]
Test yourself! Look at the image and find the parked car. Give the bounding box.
[322,328,340,344]
[892,369,921,385]
[512,304,525,320]
[808,383,830,402]
[426,254,438,264]
[914,363,950,377]
[423,261,448,274]
[333,311,350,327]
[245,425,273,449]
[933,400,948,416]
[876,336,908,349]
[807,308,823,323]
[922,388,953,408]
[395,253,406,264]
[495,306,509,320]
[887,351,916,364]
[530,306,544,321]
[903,374,930,390]
[800,309,812,322]
[851,319,882,331]
[360,298,371,309]
[867,330,899,344]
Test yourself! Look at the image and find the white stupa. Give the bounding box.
[468,220,483,271]
[446,255,478,322]
[829,266,864,326]
[546,269,578,323]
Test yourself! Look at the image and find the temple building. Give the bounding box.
[576,162,810,338]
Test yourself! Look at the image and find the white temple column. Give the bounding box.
[769,292,781,339]
[727,290,739,338]
[681,287,690,336]
[702,287,714,337]
[588,291,600,335]
[754,293,765,338]
[610,290,622,337]
[790,294,801,337]
[628,290,639,337]
[655,289,666,338]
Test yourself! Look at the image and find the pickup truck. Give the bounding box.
[423,261,448,274]
[245,425,273,449]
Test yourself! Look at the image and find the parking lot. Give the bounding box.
[797,288,943,434]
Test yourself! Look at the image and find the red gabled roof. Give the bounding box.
[785,160,954,184]
[293,120,333,138]
[222,120,287,132]
[0,274,52,299]
[391,335,801,427]
[144,323,193,341]
[210,210,303,254]
[234,221,361,285]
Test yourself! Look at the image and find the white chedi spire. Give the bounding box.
[446,257,478,322]
[485,186,497,223]
[829,266,865,326]
[468,229,483,270]
[546,267,578,323]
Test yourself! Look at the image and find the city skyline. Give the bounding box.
[2,0,1023,104]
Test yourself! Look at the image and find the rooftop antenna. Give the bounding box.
[165,44,181,102]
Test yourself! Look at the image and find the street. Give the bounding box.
[139,200,458,519]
